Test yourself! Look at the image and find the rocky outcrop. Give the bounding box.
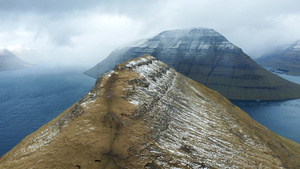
[85,28,300,100]
[0,49,32,71]
[257,40,300,75]
[1,55,299,168]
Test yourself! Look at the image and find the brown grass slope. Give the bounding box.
[0,55,299,168]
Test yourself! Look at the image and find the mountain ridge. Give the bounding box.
[85,28,300,100]
[1,55,299,168]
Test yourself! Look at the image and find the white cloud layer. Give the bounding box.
[1,0,300,67]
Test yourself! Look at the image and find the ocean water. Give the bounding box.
[233,73,300,144]
[0,65,96,156]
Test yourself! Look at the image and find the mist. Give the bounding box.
[1,0,300,67]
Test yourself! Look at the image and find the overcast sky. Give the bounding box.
[1,0,300,67]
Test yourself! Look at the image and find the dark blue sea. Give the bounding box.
[0,65,96,156]
[232,73,300,144]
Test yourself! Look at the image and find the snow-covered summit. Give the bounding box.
[130,28,237,50]
[124,28,236,50]
[156,27,222,39]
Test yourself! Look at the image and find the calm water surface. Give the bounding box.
[233,73,300,144]
[0,65,95,156]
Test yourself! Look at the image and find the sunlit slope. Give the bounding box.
[1,55,300,168]
[85,28,300,100]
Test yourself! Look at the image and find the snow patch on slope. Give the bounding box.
[123,56,281,168]
[20,127,60,154]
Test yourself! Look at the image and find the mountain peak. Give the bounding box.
[158,27,221,36]
[85,28,300,100]
[144,27,236,51]
[1,55,300,168]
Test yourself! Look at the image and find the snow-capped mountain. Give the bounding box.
[1,55,299,168]
[85,27,300,100]
[85,28,239,78]
[258,39,300,75]
[0,49,32,71]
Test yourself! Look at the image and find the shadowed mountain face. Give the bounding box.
[1,55,299,168]
[0,49,32,71]
[257,40,300,75]
[85,28,300,100]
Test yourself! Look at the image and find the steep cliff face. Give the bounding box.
[258,40,300,75]
[1,55,299,168]
[0,49,32,71]
[85,28,300,100]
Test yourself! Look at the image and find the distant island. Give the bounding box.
[0,49,32,71]
[257,40,300,75]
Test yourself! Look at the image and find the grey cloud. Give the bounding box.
[0,0,160,17]
[1,0,300,66]
[0,0,98,14]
